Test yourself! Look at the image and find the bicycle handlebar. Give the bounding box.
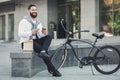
[81,30,90,32]
[60,19,69,33]
[60,19,90,35]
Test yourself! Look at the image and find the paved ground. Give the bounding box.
[0,42,120,80]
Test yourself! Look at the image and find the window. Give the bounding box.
[0,15,5,40]
[0,13,14,41]
[57,0,80,38]
[99,0,120,36]
[8,14,14,40]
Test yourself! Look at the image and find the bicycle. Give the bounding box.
[50,19,120,75]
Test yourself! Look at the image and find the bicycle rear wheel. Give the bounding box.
[51,44,67,70]
[93,45,120,74]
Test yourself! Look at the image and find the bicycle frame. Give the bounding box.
[63,34,103,62]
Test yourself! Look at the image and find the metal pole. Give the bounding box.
[112,0,114,34]
[78,0,81,39]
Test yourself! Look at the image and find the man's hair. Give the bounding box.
[28,4,36,10]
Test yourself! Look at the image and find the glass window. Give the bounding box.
[99,0,120,36]
[8,14,14,40]
[57,0,80,38]
[0,15,5,40]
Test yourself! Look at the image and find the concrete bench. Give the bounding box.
[10,52,47,78]
[10,40,46,78]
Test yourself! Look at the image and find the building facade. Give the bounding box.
[0,0,120,42]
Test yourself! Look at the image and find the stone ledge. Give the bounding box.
[10,52,46,78]
[10,52,33,58]
[50,39,120,50]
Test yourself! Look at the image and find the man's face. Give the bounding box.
[29,6,37,18]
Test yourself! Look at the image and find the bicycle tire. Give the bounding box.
[51,44,67,70]
[93,45,120,74]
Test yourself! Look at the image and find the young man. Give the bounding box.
[18,4,61,77]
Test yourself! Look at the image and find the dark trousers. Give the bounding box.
[22,35,56,72]
[33,35,52,53]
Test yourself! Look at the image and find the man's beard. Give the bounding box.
[30,12,37,18]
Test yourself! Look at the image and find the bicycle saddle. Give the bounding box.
[92,32,104,39]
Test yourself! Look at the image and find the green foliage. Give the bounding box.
[107,12,120,35]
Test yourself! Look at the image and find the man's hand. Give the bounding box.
[32,29,39,35]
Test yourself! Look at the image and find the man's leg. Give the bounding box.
[42,55,56,73]
[33,35,52,52]
[39,35,52,51]
[33,35,61,77]
[39,52,62,77]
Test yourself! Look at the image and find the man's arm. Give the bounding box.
[37,23,47,38]
[18,19,32,38]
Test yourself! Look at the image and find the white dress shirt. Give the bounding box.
[18,18,45,43]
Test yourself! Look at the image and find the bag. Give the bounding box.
[22,39,41,53]
[23,40,33,52]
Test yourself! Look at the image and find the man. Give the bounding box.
[18,4,61,77]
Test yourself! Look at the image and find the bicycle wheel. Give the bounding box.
[93,45,120,74]
[51,44,67,70]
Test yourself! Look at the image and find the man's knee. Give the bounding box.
[38,52,50,59]
[46,35,52,40]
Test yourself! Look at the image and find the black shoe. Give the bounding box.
[37,52,50,59]
[47,68,53,74]
[53,70,62,77]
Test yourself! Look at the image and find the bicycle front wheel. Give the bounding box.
[93,45,120,74]
[51,44,67,70]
